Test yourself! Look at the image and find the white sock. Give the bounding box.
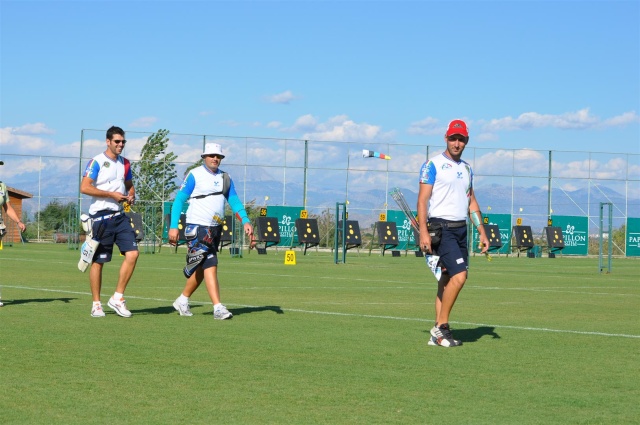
[93,301,101,307]
[178,294,189,304]
[113,292,124,301]
[214,303,222,310]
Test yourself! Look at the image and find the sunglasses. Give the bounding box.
[203,154,223,159]
[111,139,127,145]
[447,136,467,142]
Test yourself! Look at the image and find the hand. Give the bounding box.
[244,223,256,249]
[17,221,26,232]
[113,192,129,203]
[168,228,179,245]
[419,234,432,254]
[479,235,490,254]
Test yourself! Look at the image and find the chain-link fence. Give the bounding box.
[1,129,638,254]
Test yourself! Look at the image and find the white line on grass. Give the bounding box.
[466,285,639,297]
[5,284,640,340]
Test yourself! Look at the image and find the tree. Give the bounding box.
[131,129,179,205]
[37,199,76,232]
[130,129,179,241]
[313,208,335,248]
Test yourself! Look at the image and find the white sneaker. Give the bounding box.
[91,304,105,317]
[173,298,193,316]
[213,304,233,320]
[108,297,132,318]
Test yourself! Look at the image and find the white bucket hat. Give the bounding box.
[202,143,225,159]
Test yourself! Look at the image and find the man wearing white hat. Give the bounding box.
[168,143,253,319]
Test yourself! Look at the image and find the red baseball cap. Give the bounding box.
[445,119,469,138]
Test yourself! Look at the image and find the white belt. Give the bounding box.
[93,212,122,222]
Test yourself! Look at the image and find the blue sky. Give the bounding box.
[1,0,639,160]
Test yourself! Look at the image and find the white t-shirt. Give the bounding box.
[83,152,132,215]
[182,166,228,226]
[419,153,473,221]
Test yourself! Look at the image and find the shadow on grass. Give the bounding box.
[423,325,501,343]
[130,304,284,316]
[227,305,284,316]
[132,304,204,315]
[1,297,76,306]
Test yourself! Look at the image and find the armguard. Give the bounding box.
[470,210,483,229]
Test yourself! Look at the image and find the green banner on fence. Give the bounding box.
[266,206,304,247]
[474,213,512,254]
[626,217,640,257]
[386,210,417,251]
[551,215,589,255]
[162,201,189,242]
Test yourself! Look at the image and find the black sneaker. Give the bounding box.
[430,323,462,347]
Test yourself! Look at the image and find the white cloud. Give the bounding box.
[266,90,297,104]
[285,114,318,132]
[287,114,395,143]
[129,116,158,128]
[0,125,52,151]
[480,108,640,132]
[473,149,547,176]
[267,121,282,129]
[600,111,640,127]
[7,123,55,135]
[407,117,441,135]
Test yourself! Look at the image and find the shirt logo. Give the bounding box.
[441,164,452,170]
[103,162,110,168]
[457,172,463,179]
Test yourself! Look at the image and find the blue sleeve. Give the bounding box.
[225,179,250,225]
[419,161,436,185]
[170,174,195,228]
[83,159,100,180]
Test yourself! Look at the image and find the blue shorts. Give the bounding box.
[432,219,468,276]
[92,212,138,263]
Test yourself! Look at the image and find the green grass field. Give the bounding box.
[1,244,638,424]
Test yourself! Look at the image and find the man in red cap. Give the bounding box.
[417,119,489,347]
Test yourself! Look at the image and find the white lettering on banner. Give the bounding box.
[401,220,411,231]
[398,228,413,243]
[564,232,587,247]
[628,236,640,247]
[280,229,294,238]
[281,215,292,226]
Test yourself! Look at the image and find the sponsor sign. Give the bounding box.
[551,215,588,255]
[626,217,640,257]
[474,214,511,254]
[386,210,417,250]
[266,206,304,247]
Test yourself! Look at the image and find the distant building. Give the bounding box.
[2,186,33,243]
